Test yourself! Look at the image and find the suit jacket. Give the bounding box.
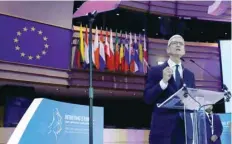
[144,62,196,138]
[205,114,223,144]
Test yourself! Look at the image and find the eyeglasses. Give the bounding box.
[169,41,184,46]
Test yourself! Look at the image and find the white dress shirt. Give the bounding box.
[159,58,183,90]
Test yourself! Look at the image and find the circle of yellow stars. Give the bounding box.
[13,26,49,60]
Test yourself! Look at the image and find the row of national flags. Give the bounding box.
[71,25,148,74]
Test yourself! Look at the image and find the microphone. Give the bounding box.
[182,83,188,98]
[189,59,218,81]
[189,59,231,102]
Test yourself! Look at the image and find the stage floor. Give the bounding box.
[0,128,149,144]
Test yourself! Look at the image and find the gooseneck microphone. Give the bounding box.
[179,58,202,107]
[189,59,231,102]
[190,59,217,80]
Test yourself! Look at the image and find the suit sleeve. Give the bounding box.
[144,67,164,104]
[215,115,223,137]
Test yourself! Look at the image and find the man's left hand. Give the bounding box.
[211,135,218,142]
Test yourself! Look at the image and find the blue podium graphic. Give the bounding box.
[218,113,231,144]
[8,98,104,144]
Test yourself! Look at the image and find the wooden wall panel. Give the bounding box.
[0,62,69,86]
[119,1,231,22]
[149,1,176,15]
[119,1,149,12]
[150,1,176,8]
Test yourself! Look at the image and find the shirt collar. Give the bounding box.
[168,58,182,68]
[206,111,213,116]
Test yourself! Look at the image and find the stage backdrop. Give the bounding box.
[7,98,104,144]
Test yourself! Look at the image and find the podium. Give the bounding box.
[157,87,224,144]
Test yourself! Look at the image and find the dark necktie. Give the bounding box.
[175,65,181,89]
[208,113,212,125]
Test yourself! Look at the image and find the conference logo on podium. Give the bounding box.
[46,106,95,143]
[48,108,63,141]
[46,107,91,142]
[221,120,231,132]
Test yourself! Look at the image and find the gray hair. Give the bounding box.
[168,34,184,46]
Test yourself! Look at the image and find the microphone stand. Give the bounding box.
[181,80,202,144]
[88,11,97,144]
[182,84,189,98]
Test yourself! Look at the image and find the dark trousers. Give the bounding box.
[149,116,193,144]
[172,116,193,144]
[171,117,185,144]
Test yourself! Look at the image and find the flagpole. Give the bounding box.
[88,11,97,144]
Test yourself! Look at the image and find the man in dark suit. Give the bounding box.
[203,105,223,144]
[144,34,195,144]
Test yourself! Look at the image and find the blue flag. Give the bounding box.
[0,14,72,69]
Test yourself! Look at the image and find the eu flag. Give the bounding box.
[0,14,72,69]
